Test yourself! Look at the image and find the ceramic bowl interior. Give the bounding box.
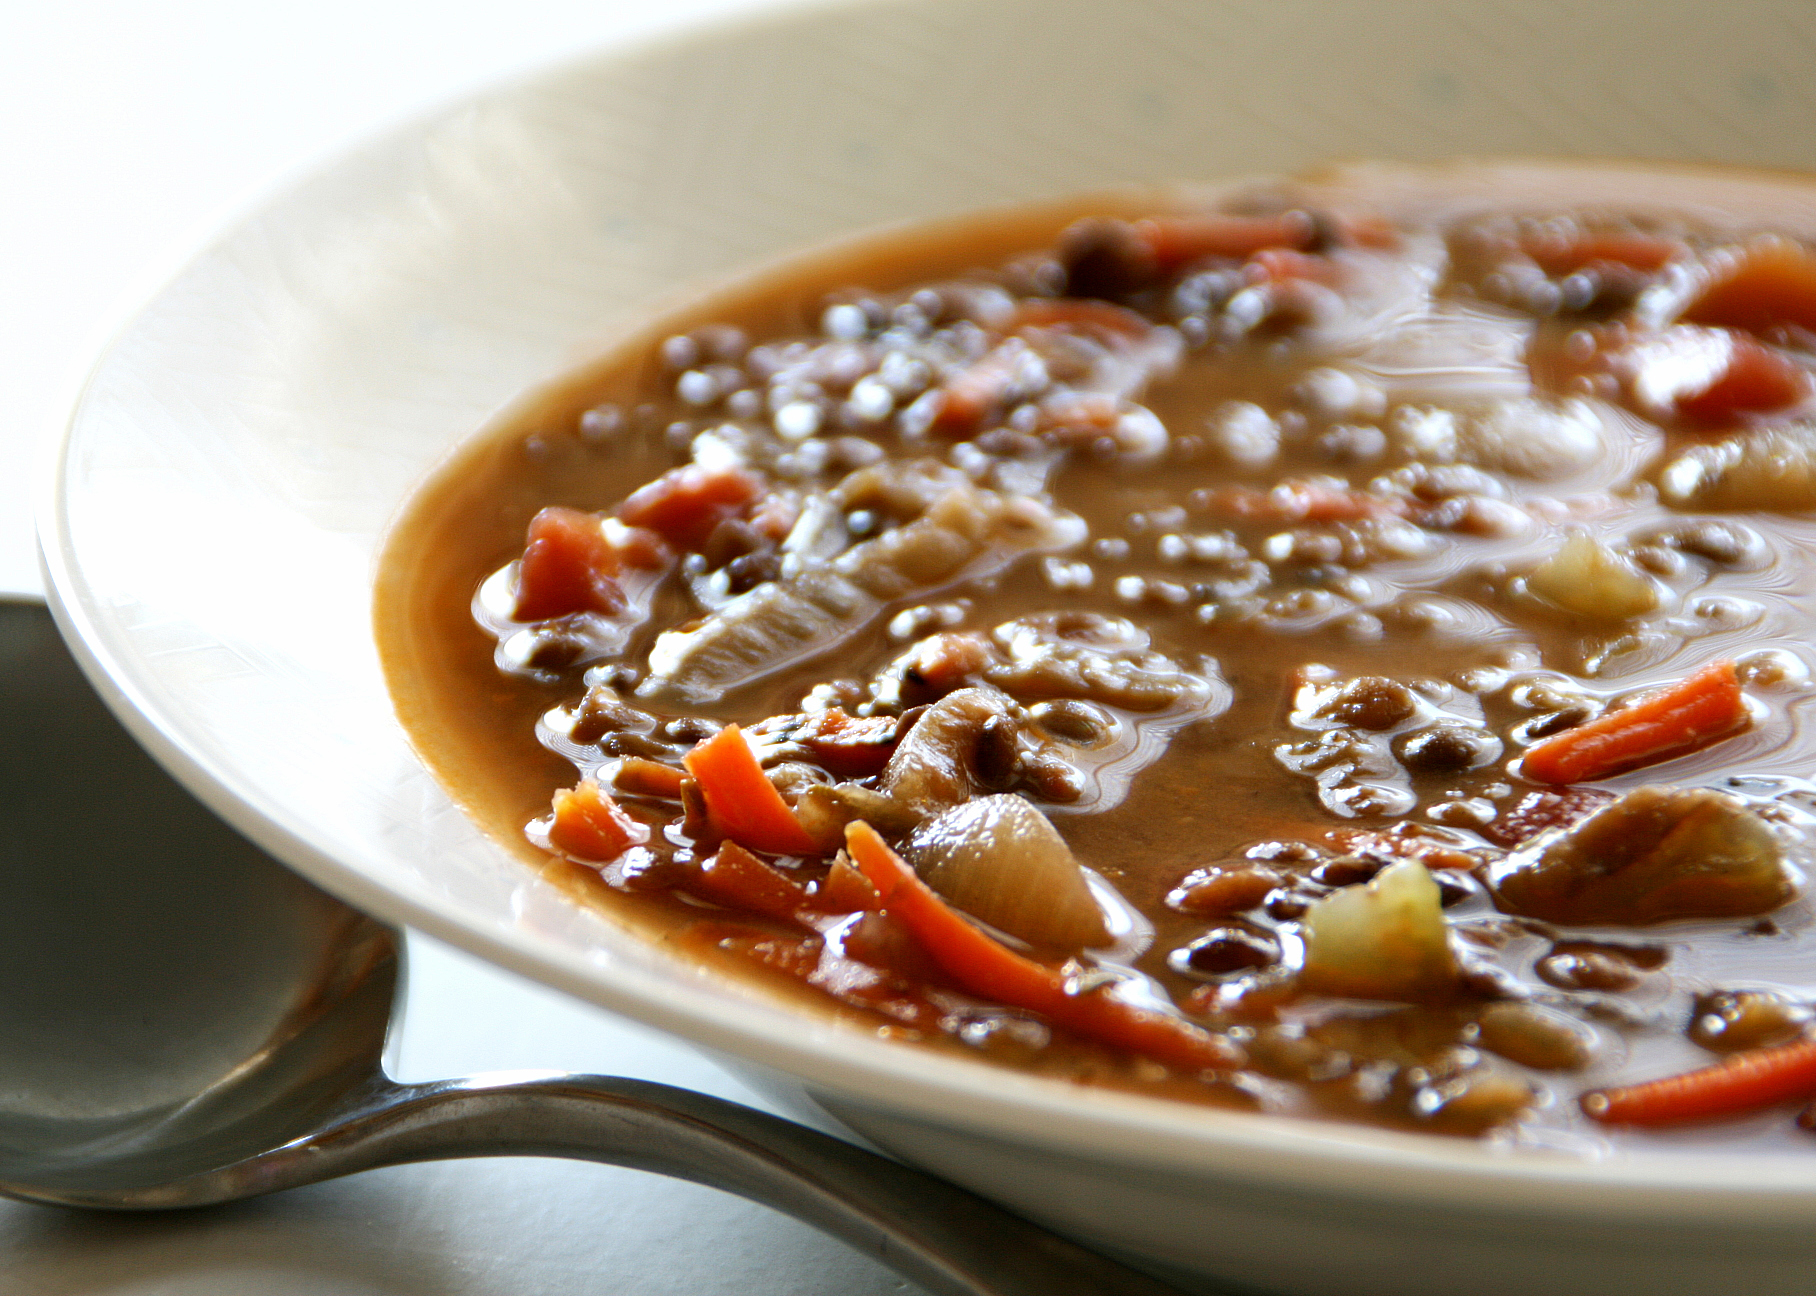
[44,2,1816,1292]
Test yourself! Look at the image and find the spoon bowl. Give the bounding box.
[0,598,1187,1296]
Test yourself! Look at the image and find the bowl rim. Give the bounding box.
[39,0,1816,1222]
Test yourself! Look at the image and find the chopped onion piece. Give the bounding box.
[909,794,1111,951]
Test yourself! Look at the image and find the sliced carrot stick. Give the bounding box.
[844,822,1242,1073]
[683,724,821,856]
[691,841,815,924]
[1522,230,1682,277]
[1138,212,1317,268]
[1581,1037,1816,1126]
[1520,660,1748,785]
[547,779,650,861]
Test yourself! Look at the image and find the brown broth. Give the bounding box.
[378,163,1816,1151]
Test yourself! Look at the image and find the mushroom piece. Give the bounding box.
[879,686,1021,818]
[1489,786,1796,925]
[1297,858,1458,1001]
[908,794,1111,951]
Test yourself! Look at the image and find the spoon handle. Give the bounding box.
[144,1072,1193,1296]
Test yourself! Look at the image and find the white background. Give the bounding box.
[0,2,927,1290]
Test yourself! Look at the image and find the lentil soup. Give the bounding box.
[377,162,1816,1151]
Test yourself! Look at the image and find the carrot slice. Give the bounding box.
[1520,660,1748,785]
[844,822,1242,1073]
[683,724,821,856]
[691,841,815,923]
[513,507,626,622]
[816,854,882,914]
[547,779,651,861]
[1684,241,1816,335]
[1582,1037,1816,1126]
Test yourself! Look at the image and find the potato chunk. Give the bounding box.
[1523,533,1660,622]
[1659,425,1816,511]
[1489,786,1795,925]
[1298,859,1458,1001]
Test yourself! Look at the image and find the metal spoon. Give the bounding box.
[0,597,1192,1296]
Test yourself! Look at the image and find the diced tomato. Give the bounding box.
[927,357,1012,437]
[611,524,671,570]
[547,779,650,861]
[1325,826,1478,872]
[1522,230,1682,277]
[1683,240,1816,335]
[837,908,950,984]
[900,632,993,697]
[513,507,626,622]
[1673,334,1811,424]
[690,842,816,923]
[617,464,764,551]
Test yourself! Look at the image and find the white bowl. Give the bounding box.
[42,2,1816,1292]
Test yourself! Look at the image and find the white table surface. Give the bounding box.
[1,3,927,1290]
